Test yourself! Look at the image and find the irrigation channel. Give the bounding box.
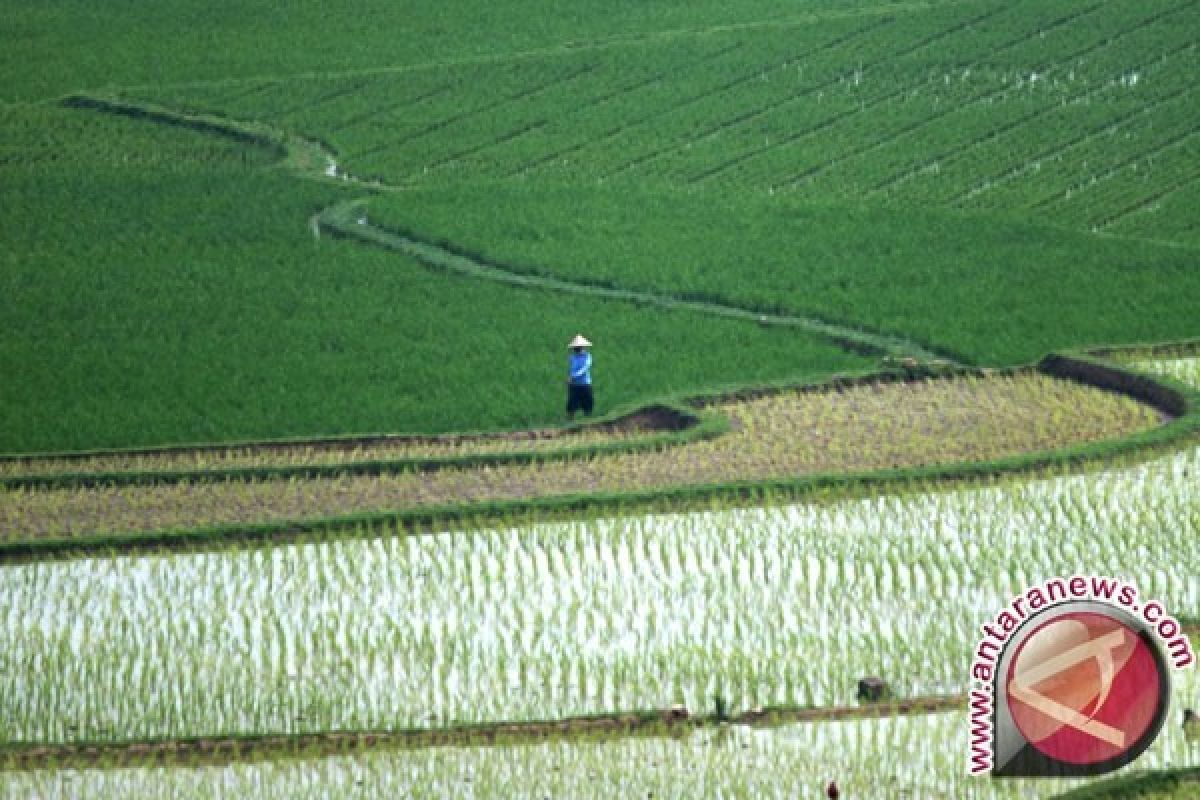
[0,98,1197,796]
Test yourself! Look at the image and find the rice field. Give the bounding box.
[0,370,1165,540]
[0,359,1195,796]
[0,412,677,482]
[4,0,1200,792]
[1130,356,1200,390]
[3,698,1199,800]
[1,395,1195,742]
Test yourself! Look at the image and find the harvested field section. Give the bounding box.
[0,408,688,482]
[0,371,1164,539]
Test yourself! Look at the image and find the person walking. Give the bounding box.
[566,334,594,420]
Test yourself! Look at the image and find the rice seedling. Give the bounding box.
[2,667,1195,799]
[0,429,1195,742]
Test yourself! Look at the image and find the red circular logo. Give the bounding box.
[1005,611,1163,766]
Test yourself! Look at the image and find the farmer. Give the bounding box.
[566,334,594,420]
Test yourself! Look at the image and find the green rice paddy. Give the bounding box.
[2,0,1198,796]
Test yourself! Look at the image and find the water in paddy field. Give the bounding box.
[0,358,1196,794]
[2,682,1197,799]
[0,446,1195,742]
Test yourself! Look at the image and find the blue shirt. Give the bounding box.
[568,351,592,385]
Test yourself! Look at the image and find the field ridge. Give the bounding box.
[64,93,956,363]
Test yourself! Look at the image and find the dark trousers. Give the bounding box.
[567,383,594,415]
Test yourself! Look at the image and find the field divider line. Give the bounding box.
[687,83,914,185]
[0,694,970,769]
[259,78,373,124]
[324,83,458,135]
[209,80,280,109]
[1033,121,1200,215]
[874,19,1200,199]
[601,1,1013,180]
[778,0,1155,192]
[348,62,599,160]
[423,118,551,172]
[1090,162,1200,232]
[598,14,900,178]
[506,42,745,177]
[951,80,1198,207]
[776,0,1181,192]
[318,200,944,361]
[677,1,1090,186]
[682,3,1018,184]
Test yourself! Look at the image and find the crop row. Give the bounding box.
[136,2,1050,181]
[0,371,1163,539]
[948,79,1197,208]
[113,0,1200,253]
[1,418,1196,742]
[852,3,1200,196]
[581,0,1136,185]
[3,700,1198,799]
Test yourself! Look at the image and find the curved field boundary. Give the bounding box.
[316,201,950,362]
[0,404,723,491]
[27,97,1200,564]
[66,92,953,363]
[2,355,1196,563]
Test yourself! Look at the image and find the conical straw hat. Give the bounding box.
[568,334,592,348]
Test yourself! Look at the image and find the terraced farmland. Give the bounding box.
[1,357,1198,797]
[6,0,1200,445]
[3,0,1200,797]
[4,441,1200,740]
[99,0,1200,371]
[6,700,1200,800]
[0,369,1166,541]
